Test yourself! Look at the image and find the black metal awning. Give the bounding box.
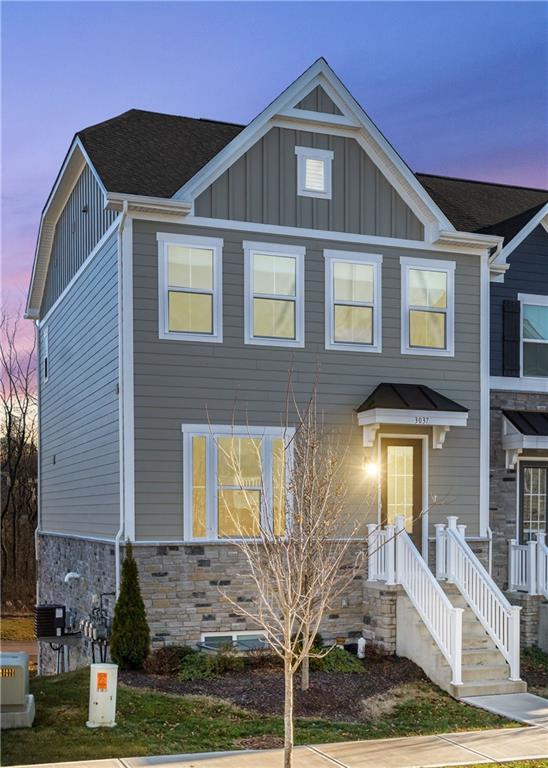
[357,383,468,414]
[503,410,548,437]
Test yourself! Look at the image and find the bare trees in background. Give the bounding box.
[218,389,364,768]
[1,310,37,609]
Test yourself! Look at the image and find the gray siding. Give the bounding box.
[295,86,343,114]
[132,219,481,541]
[42,165,117,316]
[490,226,548,376]
[39,232,120,538]
[195,128,424,240]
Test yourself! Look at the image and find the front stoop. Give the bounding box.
[396,584,527,699]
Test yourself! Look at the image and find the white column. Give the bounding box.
[367,523,378,582]
[447,516,458,583]
[508,539,517,591]
[434,524,446,580]
[527,540,538,596]
[509,605,521,681]
[450,608,463,687]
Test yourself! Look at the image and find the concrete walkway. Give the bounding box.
[462,693,548,729]
[14,726,548,768]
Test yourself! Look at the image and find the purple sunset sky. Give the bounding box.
[2,1,547,315]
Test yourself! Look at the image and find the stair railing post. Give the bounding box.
[395,516,405,584]
[536,533,547,596]
[527,539,538,596]
[434,524,446,580]
[447,516,458,583]
[366,523,378,582]
[450,607,463,687]
[508,605,521,681]
[508,539,517,591]
[385,524,396,586]
[458,524,466,539]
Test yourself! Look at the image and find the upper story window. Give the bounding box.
[243,241,305,347]
[182,425,290,541]
[157,233,223,342]
[520,294,548,377]
[43,326,49,382]
[400,256,455,357]
[295,146,333,199]
[324,250,382,353]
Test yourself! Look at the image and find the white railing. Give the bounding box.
[366,523,395,585]
[395,518,463,686]
[509,533,548,599]
[439,517,521,681]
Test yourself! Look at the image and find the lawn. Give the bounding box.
[1,668,516,766]
[0,615,34,642]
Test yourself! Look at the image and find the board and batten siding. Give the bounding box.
[295,85,343,114]
[490,226,548,377]
[194,127,424,241]
[39,231,120,538]
[132,219,482,541]
[41,165,117,316]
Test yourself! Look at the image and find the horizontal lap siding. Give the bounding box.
[41,165,117,316]
[195,128,424,241]
[132,220,482,541]
[40,232,120,538]
[490,227,548,376]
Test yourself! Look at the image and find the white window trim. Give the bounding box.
[243,241,305,348]
[295,146,333,199]
[182,423,294,542]
[43,326,49,383]
[200,630,267,645]
[518,293,548,380]
[157,232,223,343]
[324,250,383,353]
[400,255,455,357]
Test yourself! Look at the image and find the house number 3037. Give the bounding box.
[415,416,430,424]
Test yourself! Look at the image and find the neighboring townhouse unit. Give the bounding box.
[27,59,546,694]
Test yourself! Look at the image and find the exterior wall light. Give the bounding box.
[365,460,378,478]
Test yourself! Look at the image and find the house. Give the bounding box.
[27,59,546,693]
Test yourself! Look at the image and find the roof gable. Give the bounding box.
[295,85,343,115]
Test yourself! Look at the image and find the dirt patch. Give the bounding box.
[121,648,426,722]
[521,648,548,696]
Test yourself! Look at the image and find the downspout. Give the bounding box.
[115,201,129,598]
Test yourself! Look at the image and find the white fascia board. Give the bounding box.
[502,432,548,452]
[171,58,456,235]
[490,376,548,394]
[492,203,548,267]
[106,192,192,216]
[357,408,468,428]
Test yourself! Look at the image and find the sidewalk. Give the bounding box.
[13,726,548,768]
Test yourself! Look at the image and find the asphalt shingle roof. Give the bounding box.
[77,109,548,239]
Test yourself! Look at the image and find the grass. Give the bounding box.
[1,668,516,766]
[0,615,34,642]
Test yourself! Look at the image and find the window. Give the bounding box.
[182,425,291,541]
[243,241,305,347]
[324,250,382,352]
[295,146,333,199]
[400,256,455,357]
[520,462,547,542]
[519,294,548,378]
[43,326,49,382]
[157,233,223,342]
[201,631,268,651]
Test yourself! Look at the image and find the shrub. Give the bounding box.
[319,646,365,673]
[144,645,193,676]
[178,648,248,680]
[110,542,150,670]
[214,649,246,675]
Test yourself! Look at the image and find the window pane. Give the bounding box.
[522,466,547,541]
[253,298,295,339]
[409,269,447,309]
[523,342,548,377]
[333,262,374,303]
[202,635,233,649]
[386,446,414,533]
[192,436,207,538]
[218,437,262,488]
[167,245,213,290]
[253,254,296,296]
[409,310,446,349]
[272,437,286,536]
[168,291,213,334]
[334,305,373,344]
[304,157,325,192]
[523,305,548,341]
[218,490,260,537]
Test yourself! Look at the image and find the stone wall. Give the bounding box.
[505,591,545,648]
[362,582,399,652]
[490,390,548,589]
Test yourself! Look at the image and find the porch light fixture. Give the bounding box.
[364,460,378,478]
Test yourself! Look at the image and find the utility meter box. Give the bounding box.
[0,652,35,729]
[86,663,118,728]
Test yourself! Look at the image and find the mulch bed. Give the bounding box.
[121,648,426,722]
[521,651,548,696]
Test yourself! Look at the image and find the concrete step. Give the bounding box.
[451,678,527,698]
[461,648,505,665]
[461,663,510,682]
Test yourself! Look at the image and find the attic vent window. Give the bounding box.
[295,147,333,199]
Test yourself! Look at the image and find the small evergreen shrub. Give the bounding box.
[144,645,193,676]
[110,542,150,670]
[318,646,365,673]
[178,648,248,680]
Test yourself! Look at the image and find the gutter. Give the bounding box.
[106,192,192,217]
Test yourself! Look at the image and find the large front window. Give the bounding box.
[244,242,304,347]
[521,296,548,377]
[401,256,455,357]
[158,233,223,342]
[183,426,289,540]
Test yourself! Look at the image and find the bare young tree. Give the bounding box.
[0,309,38,607]
[216,390,365,768]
